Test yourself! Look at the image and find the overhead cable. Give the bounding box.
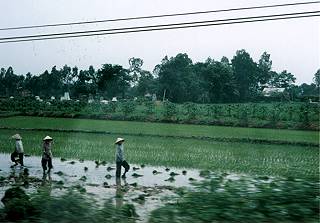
[0,12,318,44]
[0,1,319,31]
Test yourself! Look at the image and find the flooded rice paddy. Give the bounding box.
[0,153,206,221]
[0,153,315,222]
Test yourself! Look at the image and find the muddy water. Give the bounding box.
[0,153,204,222]
[0,153,279,222]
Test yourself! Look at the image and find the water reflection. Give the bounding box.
[41,172,52,186]
[115,177,127,208]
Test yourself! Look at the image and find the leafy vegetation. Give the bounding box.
[0,99,319,130]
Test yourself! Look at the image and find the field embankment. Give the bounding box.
[0,116,318,145]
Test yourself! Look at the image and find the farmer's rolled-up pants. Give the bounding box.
[11,152,24,166]
[116,160,130,177]
[116,162,122,178]
[41,157,53,171]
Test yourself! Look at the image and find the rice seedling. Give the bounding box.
[106,166,114,171]
[105,174,112,179]
[132,173,143,178]
[165,177,175,182]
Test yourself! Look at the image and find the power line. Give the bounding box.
[0,12,318,44]
[0,1,319,31]
[0,11,318,42]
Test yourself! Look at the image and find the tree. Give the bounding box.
[36,67,63,98]
[221,56,230,65]
[23,71,42,96]
[61,65,72,91]
[269,70,296,89]
[299,83,318,97]
[73,69,91,97]
[313,69,320,88]
[157,53,198,103]
[0,68,7,95]
[231,50,258,101]
[1,67,25,96]
[136,71,156,96]
[257,52,272,87]
[96,64,131,98]
[128,57,157,97]
[129,57,144,85]
[194,59,237,103]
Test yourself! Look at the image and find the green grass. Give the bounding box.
[0,129,318,179]
[0,116,318,144]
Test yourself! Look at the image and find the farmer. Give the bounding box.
[10,134,24,167]
[115,138,130,178]
[42,136,53,173]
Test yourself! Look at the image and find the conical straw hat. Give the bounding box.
[11,134,22,140]
[115,138,124,144]
[43,136,53,141]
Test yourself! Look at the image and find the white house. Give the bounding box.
[262,87,285,97]
[35,96,43,102]
[100,100,109,105]
[60,92,71,101]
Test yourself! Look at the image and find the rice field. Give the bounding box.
[0,116,319,222]
[0,128,318,179]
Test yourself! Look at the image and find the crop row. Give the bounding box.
[0,98,319,130]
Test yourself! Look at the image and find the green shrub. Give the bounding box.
[121,101,136,117]
[144,101,155,116]
[183,102,198,120]
[163,101,177,119]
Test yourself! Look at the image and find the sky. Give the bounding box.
[0,0,319,84]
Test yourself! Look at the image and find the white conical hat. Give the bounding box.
[11,134,22,140]
[43,136,53,141]
[115,138,124,144]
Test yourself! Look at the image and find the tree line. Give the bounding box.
[0,49,319,103]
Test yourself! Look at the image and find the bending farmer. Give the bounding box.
[11,134,24,167]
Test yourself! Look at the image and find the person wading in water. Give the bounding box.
[10,134,24,167]
[115,138,130,178]
[42,136,53,173]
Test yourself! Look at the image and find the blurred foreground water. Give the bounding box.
[0,153,318,222]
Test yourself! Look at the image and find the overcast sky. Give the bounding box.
[0,0,319,84]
